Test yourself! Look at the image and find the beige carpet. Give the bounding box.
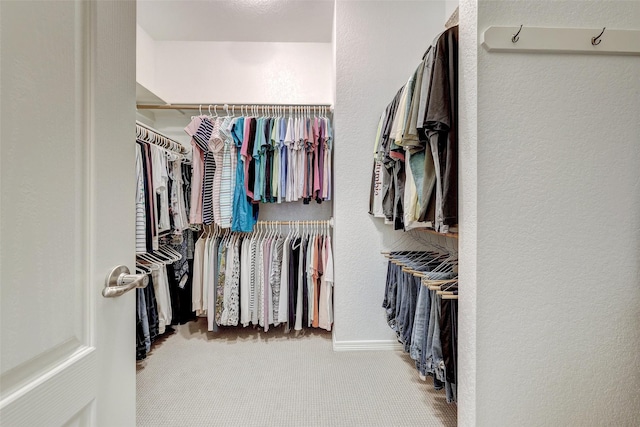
[137,319,457,426]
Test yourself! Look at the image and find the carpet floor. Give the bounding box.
[136,319,457,426]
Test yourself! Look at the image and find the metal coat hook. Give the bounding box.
[512,24,523,43]
[592,27,605,46]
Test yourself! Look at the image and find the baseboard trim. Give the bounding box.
[332,336,403,352]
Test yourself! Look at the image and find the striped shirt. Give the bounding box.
[249,238,258,325]
[218,117,235,228]
[193,118,215,225]
[208,117,224,225]
[135,144,146,253]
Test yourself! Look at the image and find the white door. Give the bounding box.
[1,1,137,425]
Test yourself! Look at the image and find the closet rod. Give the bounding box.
[256,218,334,227]
[137,103,333,111]
[136,120,188,155]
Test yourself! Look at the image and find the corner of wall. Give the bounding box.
[458,0,478,425]
[136,24,157,94]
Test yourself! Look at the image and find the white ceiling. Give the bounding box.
[137,0,335,43]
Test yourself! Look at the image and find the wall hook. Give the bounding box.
[592,27,605,46]
[512,24,523,43]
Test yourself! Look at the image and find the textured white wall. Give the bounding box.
[458,0,477,424]
[333,0,446,347]
[136,24,158,96]
[153,41,333,104]
[460,0,640,424]
[141,37,334,222]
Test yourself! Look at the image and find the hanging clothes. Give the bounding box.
[135,123,195,360]
[382,251,458,403]
[189,223,334,332]
[135,144,147,254]
[370,26,458,233]
[185,111,333,230]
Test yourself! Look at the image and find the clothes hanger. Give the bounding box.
[290,221,300,249]
[424,252,457,279]
[138,252,161,264]
[266,222,274,241]
[150,250,174,263]
[158,246,181,262]
[137,252,166,266]
[163,245,183,260]
[265,222,272,241]
[254,222,263,242]
[154,247,176,262]
[136,257,160,272]
[252,222,260,241]
[135,260,153,275]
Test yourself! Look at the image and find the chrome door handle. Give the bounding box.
[102,265,149,298]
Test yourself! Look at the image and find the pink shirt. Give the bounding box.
[241,117,253,199]
[312,118,321,198]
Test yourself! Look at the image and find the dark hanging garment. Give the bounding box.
[182,162,192,218]
[167,235,196,325]
[246,118,257,200]
[316,122,325,204]
[440,298,457,385]
[393,160,406,230]
[421,26,459,227]
[264,118,273,203]
[288,238,301,326]
[144,272,159,341]
[137,142,154,252]
[136,288,149,360]
[301,238,309,327]
[167,256,194,325]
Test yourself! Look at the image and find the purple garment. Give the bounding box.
[325,119,332,201]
